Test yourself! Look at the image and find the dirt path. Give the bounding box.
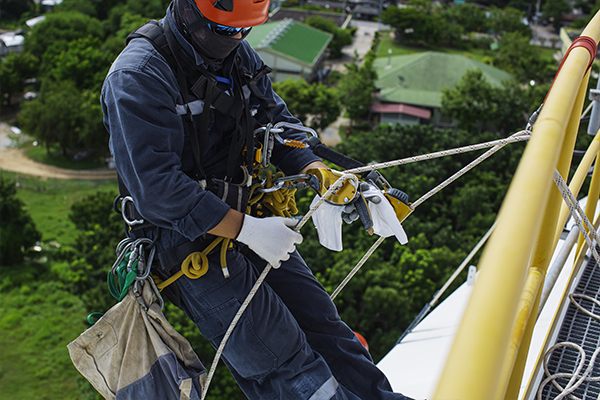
[0,122,116,180]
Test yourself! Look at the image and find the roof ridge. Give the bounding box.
[378,51,430,80]
[259,18,294,48]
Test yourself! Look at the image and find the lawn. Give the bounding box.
[0,265,93,400]
[1,170,117,245]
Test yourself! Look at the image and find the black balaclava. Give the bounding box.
[174,0,249,69]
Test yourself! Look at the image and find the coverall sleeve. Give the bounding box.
[101,49,230,241]
[241,43,322,175]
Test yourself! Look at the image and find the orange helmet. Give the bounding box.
[193,0,270,28]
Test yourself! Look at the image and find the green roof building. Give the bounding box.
[373,52,513,126]
[246,19,332,82]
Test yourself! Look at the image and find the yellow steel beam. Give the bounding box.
[433,12,600,399]
[500,72,589,400]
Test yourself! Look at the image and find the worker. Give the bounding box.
[101,0,412,399]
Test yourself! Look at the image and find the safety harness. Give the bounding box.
[113,20,296,302]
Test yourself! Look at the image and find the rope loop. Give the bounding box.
[248,170,298,217]
[181,251,210,279]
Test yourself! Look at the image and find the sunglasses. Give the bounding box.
[208,23,251,37]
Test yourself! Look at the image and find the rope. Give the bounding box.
[201,130,530,399]
[155,237,225,291]
[553,170,600,266]
[330,131,528,301]
[537,294,600,400]
[345,132,530,176]
[200,173,359,400]
[248,170,298,217]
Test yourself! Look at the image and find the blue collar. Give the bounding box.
[165,4,206,68]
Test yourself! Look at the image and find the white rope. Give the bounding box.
[331,236,385,300]
[331,131,528,299]
[552,170,600,265]
[345,132,530,176]
[412,131,529,209]
[201,130,530,398]
[200,173,358,400]
[537,293,600,400]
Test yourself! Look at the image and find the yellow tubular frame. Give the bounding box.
[432,12,600,400]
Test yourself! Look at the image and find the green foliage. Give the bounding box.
[272,78,341,131]
[486,7,531,38]
[43,37,114,91]
[19,80,108,158]
[381,4,463,47]
[441,69,499,134]
[24,11,103,59]
[493,31,556,84]
[304,15,353,59]
[542,0,572,32]
[0,52,39,106]
[439,4,487,33]
[442,69,548,135]
[53,191,123,313]
[0,280,91,399]
[0,175,41,266]
[337,51,377,127]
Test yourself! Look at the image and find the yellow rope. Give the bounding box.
[154,236,225,291]
[154,172,297,290]
[247,170,298,217]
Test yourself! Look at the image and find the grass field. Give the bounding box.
[0,171,115,400]
[25,144,107,171]
[0,275,90,400]
[1,170,117,245]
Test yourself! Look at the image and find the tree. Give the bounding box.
[0,176,42,266]
[0,52,39,106]
[440,4,488,33]
[19,80,108,158]
[381,5,436,44]
[44,37,114,91]
[487,7,532,38]
[441,69,499,134]
[494,31,555,84]
[337,52,377,128]
[441,69,541,135]
[272,79,341,131]
[542,0,572,32]
[304,16,353,59]
[24,11,103,59]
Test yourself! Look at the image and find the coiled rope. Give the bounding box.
[537,294,600,400]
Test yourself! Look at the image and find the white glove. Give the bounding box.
[362,184,408,245]
[311,196,344,251]
[236,215,303,268]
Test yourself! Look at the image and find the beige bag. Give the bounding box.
[68,280,207,400]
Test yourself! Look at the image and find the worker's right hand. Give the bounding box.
[235,215,303,268]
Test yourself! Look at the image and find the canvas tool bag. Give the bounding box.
[68,279,207,400]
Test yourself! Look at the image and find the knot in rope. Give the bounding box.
[181,251,209,279]
[155,237,226,291]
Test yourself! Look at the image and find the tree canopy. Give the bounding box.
[272,79,342,132]
[0,176,42,266]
